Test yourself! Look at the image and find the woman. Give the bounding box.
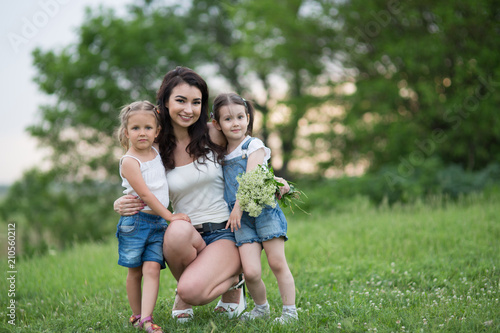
[115,67,245,322]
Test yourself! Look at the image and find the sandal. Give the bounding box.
[214,276,247,319]
[171,308,194,323]
[172,289,193,323]
[129,314,141,327]
[228,274,245,291]
[138,316,163,333]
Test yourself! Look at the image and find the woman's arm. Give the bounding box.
[208,121,227,147]
[114,195,144,216]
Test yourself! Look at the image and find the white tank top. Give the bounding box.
[166,152,229,226]
[119,147,169,211]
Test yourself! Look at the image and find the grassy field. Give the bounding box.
[0,192,499,332]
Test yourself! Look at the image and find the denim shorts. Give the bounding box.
[200,227,236,246]
[116,212,168,269]
[232,204,289,247]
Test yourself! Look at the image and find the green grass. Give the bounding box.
[1,192,499,332]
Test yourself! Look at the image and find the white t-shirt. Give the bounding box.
[166,151,229,226]
[224,136,271,163]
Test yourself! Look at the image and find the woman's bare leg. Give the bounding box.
[163,220,241,308]
[163,221,206,281]
[177,238,241,305]
[163,220,205,311]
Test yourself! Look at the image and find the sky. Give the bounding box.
[0,0,128,185]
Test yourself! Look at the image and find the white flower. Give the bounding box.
[236,165,278,217]
[236,164,306,217]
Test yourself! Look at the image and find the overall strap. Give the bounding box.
[241,137,255,159]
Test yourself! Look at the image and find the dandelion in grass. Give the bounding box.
[236,164,307,217]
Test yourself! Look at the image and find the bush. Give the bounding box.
[294,161,500,212]
[0,168,120,257]
[3,161,499,256]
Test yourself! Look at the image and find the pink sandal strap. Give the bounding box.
[129,314,141,327]
[146,323,163,333]
[139,316,163,333]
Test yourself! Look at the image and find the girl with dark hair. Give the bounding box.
[212,92,297,324]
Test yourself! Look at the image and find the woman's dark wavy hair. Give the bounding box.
[156,66,224,170]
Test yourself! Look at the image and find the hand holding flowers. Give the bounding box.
[236,165,307,217]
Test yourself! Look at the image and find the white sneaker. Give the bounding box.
[274,311,298,324]
[240,305,270,321]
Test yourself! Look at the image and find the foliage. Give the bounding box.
[0,168,119,257]
[1,191,498,332]
[5,0,337,253]
[294,161,500,212]
[19,0,500,179]
[327,0,500,173]
[236,165,280,217]
[29,4,189,180]
[28,0,337,180]
[236,165,304,217]
[210,0,335,176]
[0,185,8,200]
[6,0,500,254]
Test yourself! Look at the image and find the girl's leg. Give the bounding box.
[140,261,161,331]
[238,243,267,305]
[141,261,161,318]
[127,266,143,315]
[262,237,295,306]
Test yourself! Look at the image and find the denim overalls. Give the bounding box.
[223,137,288,247]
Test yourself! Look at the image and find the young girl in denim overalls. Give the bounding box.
[212,93,298,324]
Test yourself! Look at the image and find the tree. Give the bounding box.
[186,0,337,177]
[329,0,500,173]
[29,4,190,180]
[29,0,337,180]
[0,168,118,256]
[3,3,193,254]
[3,0,339,253]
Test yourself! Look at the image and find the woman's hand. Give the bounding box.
[275,177,290,199]
[114,195,145,216]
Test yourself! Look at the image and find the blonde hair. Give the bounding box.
[117,100,160,150]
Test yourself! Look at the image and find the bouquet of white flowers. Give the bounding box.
[236,164,306,217]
